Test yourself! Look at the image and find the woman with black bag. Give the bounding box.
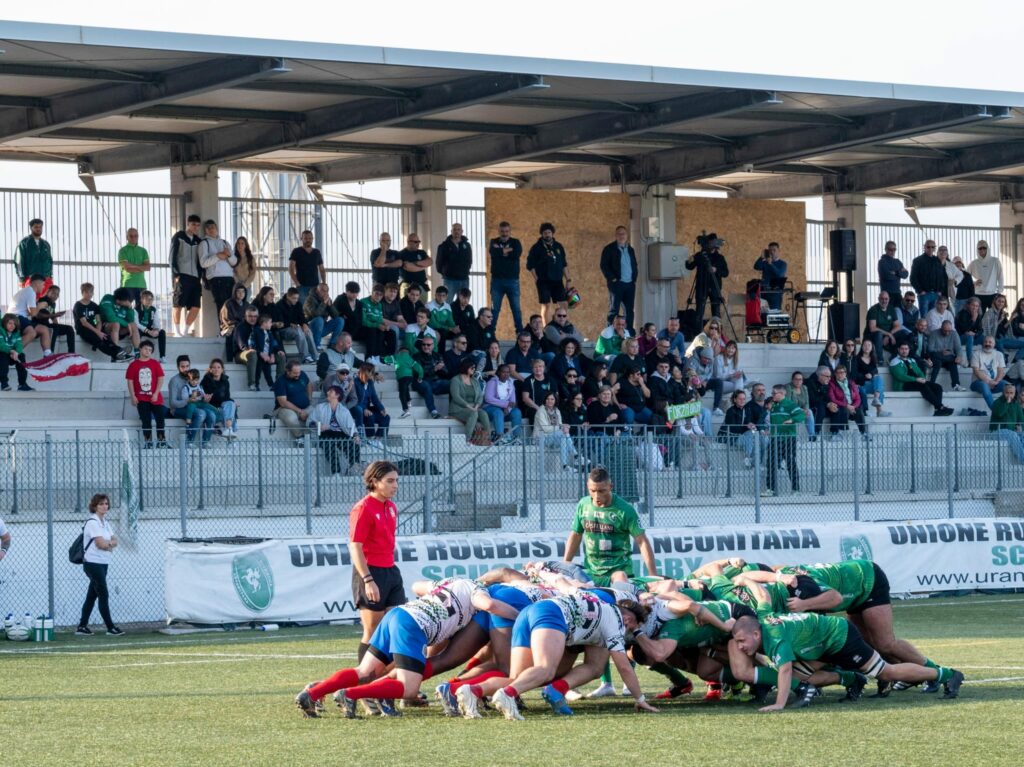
[76,494,124,637]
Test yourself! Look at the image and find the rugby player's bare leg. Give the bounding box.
[858,604,928,665]
[479,566,530,586]
[504,629,567,696]
[307,654,386,700]
[421,622,488,677]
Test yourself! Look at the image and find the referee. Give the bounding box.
[350,461,405,664]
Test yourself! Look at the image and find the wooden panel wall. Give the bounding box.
[484,188,631,339]
[676,197,807,332]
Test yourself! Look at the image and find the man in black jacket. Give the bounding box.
[488,221,523,333]
[465,307,496,354]
[526,223,572,324]
[436,222,473,295]
[600,226,638,333]
[910,240,946,316]
[806,366,835,441]
[685,236,729,323]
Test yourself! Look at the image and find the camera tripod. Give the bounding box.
[685,249,739,340]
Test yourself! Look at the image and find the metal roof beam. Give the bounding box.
[721,108,855,125]
[495,96,642,112]
[132,104,303,122]
[732,174,834,199]
[0,94,50,109]
[853,143,953,159]
[842,140,1024,191]
[301,141,423,155]
[0,62,159,82]
[0,56,286,142]
[86,72,545,173]
[395,118,535,135]
[234,80,414,99]
[609,131,735,147]
[524,164,620,190]
[45,127,196,144]
[529,152,635,165]
[903,183,1024,207]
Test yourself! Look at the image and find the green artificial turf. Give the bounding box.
[3,594,1022,767]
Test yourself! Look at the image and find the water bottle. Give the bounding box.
[256,623,279,631]
[3,613,13,631]
[23,612,32,629]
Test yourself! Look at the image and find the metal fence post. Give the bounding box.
[74,429,82,512]
[909,424,916,494]
[952,424,960,493]
[852,433,860,521]
[724,433,732,499]
[817,429,826,496]
[196,436,205,511]
[314,435,322,509]
[136,429,144,513]
[178,434,188,537]
[9,433,17,515]
[471,454,479,531]
[256,427,264,510]
[995,431,1004,492]
[945,429,955,518]
[537,439,547,532]
[520,434,528,516]
[45,435,55,619]
[675,428,684,499]
[753,431,762,524]
[864,431,873,496]
[447,430,455,504]
[423,434,433,534]
[303,432,313,534]
[644,430,655,527]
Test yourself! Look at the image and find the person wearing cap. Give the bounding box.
[967,239,1003,312]
[526,223,572,324]
[14,218,53,294]
[308,384,360,475]
[317,332,363,386]
[952,255,975,314]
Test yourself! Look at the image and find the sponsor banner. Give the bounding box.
[164,518,1024,624]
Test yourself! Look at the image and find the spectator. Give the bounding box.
[73,283,122,362]
[251,285,280,328]
[968,239,1003,311]
[925,295,955,333]
[806,366,834,440]
[232,236,257,298]
[9,274,52,356]
[763,384,804,496]
[398,233,431,292]
[136,290,167,362]
[219,283,248,361]
[561,390,589,437]
[984,294,1022,359]
[990,383,1024,462]
[895,291,920,340]
[581,360,609,402]
[851,338,892,416]
[838,339,858,371]
[864,291,902,357]
[309,386,361,474]
[274,360,313,442]
[321,363,359,410]
[465,306,496,356]
[600,225,638,332]
[75,494,124,637]
[609,337,646,385]
[1006,298,1024,361]
[558,367,583,405]
[436,222,472,294]
[784,370,815,439]
[890,341,953,416]
[927,320,965,391]
[404,307,439,353]
[685,317,727,359]
[169,214,203,337]
[535,391,578,468]
[647,359,672,417]
[99,288,139,359]
[526,222,572,324]
[200,358,237,439]
[657,317,687,360]
[910,240,945,315]
[746,382,771,439]
[686,344,724,416]
[877,240,907,298]
[333,282,363,341]
[669,364,714,436]
[426,285,457,352]
[352,362,390,439]
[183,368,222,432]
[713,340,748,398]
[167,355,215,445]
[14,218,52,291]
[505,331,542,381]
[827,365,866,438]
[0,313,32,391]
[483,363,523,441]
[399,282,425,326]
[525,314,555,364]
[645,336,682,378]
[543,307,583,354]
[614,367,653,425]
[936,245,962,301]
[906,318,934,373]
[443,335,473,380]
[359,284,394,364]
[302,283,342,352]
[586,385,623,436]
[410,336,448,419]
[637,323,658,358]
[595,315,631,363]
[380,282,407,350]
[234,308,285,391]
[686,236,729,322]
[276,286,315,362]
[34,284,75,354]
[952,255,974,313]
[550,337,588,383]
[719,389,764,468]
[520,358,555,423]
[480,339,504,381]
[289,229,325,304]
[448,358,490,444]
[753,242,787,311]
[370,232,402,286]
[198,219,237,319]
[394,347,421,420]
[488,220,524,333]
[956,296,984,362]
[971,335,1007,410]
[117,227,149,306]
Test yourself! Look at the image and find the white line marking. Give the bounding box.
[896,598,1024,608]
[0,631,333,655]
[965,676,1024,683]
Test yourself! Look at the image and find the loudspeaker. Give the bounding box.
[830,229,857,272]
[828,302,860,343]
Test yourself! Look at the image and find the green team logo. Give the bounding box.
[232,551,275,612]
[839,534,873,562]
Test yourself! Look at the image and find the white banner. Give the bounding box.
[164,518,1024,624]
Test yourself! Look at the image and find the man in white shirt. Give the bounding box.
[970,335,1006,409]
[8,274,52,356]
[967,240,1003,312]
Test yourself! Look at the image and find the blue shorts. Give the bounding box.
[367,607,429,673]
[472,584,535,632]
[584,587,617,605]
[511,600,568,649]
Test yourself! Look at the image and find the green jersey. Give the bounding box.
[760,612,849,668]
[721,562,771,579]
[705,573,790,614]
[659,600,734,648]
[426,300,456,331]
[118,243,149,288]
[594,328,625,357]
[572,492,643,579]
[781,560,875,612]
[99,294,135,326]
[360,297,384,328]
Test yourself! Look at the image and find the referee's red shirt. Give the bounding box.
[349,495,398,567]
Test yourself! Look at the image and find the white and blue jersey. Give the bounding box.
[511,592,625,652]
[400,577,484,646]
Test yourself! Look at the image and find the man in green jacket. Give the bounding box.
[13,218,53,290]
[99,287,141,358]
[889,342,953,416]
[764,384,805,497]
[990,383,1024,462]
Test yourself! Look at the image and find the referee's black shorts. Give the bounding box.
[352,564,406,611]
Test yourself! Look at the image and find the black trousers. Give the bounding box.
[79,562,115,629]
[77,325,124,361]
[766,435,799,492]
[362,326,396,358]
[0,352,28,387]
[927,354,960,387]
[47,322,75,354]
[137,401,168,442]
[829,405,866,435]
[208,277,236,319]
[320,431,359,473]
[903,380,944,409]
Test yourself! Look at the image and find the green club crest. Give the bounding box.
[232,551,275,612]
[839,534,873,562]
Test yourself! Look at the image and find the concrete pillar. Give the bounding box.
[170,164,220,337]
[823,192,869,309]
[627,184,678,328]
[400,174,447,289]
[999,201,1024,306]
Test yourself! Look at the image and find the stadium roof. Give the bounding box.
[2,20,1024,207]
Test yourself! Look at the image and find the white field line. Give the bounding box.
[96,653,358,669]
[0,631,332,654]
[965,676,1024,683]
[4,649,356,660]
[895,598,1024,609]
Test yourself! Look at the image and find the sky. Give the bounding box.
[1,0,1021,226]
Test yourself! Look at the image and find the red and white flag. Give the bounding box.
[23,353,91,382]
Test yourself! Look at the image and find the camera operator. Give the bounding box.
[753,241,787,311]
[686,233,729,322]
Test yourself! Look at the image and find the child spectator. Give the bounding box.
[136,290,167,362]
[73,283,123,361]
[0,313,32,391]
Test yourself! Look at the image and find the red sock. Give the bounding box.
[346,678,405,701]
[550,678,570,695]
[422,661,434,680]
[449,676,466,694]
[503,685,519,698]
[464,657,482,672]
[308,668,359,700]
[469,684,484,699]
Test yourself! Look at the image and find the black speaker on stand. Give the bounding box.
[827,228,860,342]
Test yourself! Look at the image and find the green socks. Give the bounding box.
[650,662,688,687]
[600,662,612,686]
